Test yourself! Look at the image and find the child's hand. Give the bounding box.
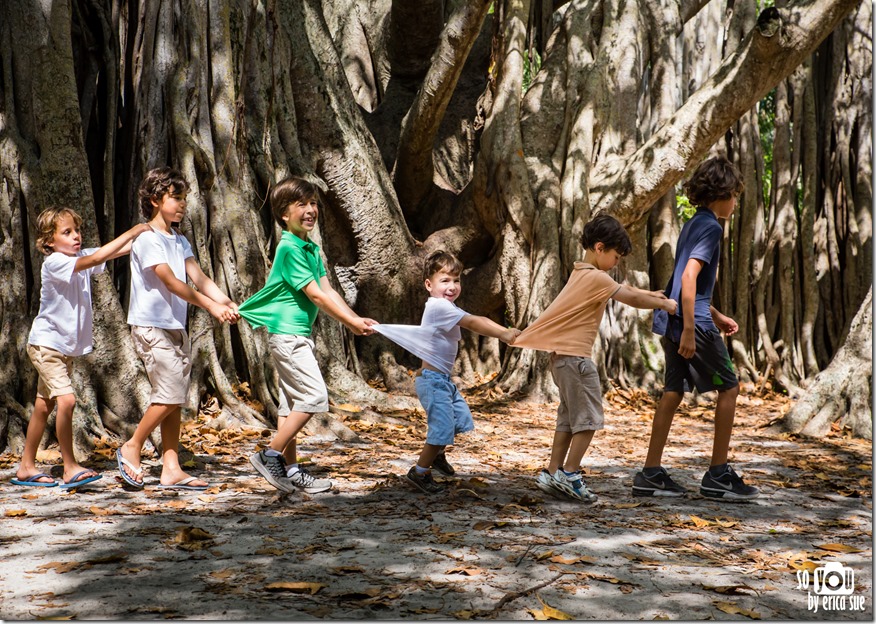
[501,328,522,344]
[349,317,376,336]
[209,303,238,324]
[651,290,668,299]
[663,298,678,315]
[714,313,738,336]
[227,302,242,324]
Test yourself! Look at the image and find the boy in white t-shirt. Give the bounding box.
[13,207,149,488]
[116,167,240,491]
[375,251,520,494]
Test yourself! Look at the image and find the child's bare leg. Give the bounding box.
[54,394,97,482]
[272,411,313,464]
[119,403,178,482]
[547,431,572,473]
[710,385,739,467]
[644,391,683,467]
[16,397,54,482]
[157,407,206,486]
[417,443,445,469]
[562,430,596,473]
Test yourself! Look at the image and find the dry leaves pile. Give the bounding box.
[0,383,871,620]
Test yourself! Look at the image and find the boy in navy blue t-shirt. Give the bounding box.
[633,156,759,501]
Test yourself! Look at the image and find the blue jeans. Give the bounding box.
[415,369,474,446]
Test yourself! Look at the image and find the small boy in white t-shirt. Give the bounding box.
[375,251,520,494]
[116,167,240,491]
[13,207,148,489]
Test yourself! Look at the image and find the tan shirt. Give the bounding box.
[513,262,621,358]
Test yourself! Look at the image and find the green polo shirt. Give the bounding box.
[239,231,326,335]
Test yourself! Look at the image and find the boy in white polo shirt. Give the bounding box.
[116,167,240,491]
[13,207,148,489]
[375,251,521,494]
[240,176,376,495]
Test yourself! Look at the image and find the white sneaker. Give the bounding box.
[552,469,597,502]
[287,467,332,494]
[536,469,564,496]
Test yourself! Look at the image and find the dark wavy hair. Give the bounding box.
[423,250,464,281]
[270,177,319,228]
[138,167,190,220]
[580,214,632,256]
[683,156,744,209]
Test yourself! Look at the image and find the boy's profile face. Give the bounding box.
[151,191,188,225]
[591,242,622,271]
[282,197,319,240]
[710,194,737,219]
[48,213,82,256]
[424,268,461,303]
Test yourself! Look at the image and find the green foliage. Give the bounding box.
[676,193,696,222]
[758,88,776,206]
[523,50,542,93]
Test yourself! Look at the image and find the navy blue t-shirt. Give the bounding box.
[653,208,722,341]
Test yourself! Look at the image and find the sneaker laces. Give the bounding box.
[290,467,315,487]
[264,454,287,479]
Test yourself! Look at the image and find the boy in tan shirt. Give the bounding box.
[513,215,676,501]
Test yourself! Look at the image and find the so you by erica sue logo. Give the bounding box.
[796,562,867,613]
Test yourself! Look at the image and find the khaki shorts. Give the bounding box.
[131,326,191,406]
[550,354,604,433]
[27,344,74,399]
[268,334,328,415]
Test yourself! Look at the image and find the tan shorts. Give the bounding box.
[550,354,604,433]
[268,334,328,415]
[27,344,74,399]
[131,326,191,406]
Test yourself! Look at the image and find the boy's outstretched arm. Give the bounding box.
[185,258,241,322]
[152,263,238,324]
[73,223,151,272]
[302,277,376,336]
[612,286,677,314]
[458,314,520,344]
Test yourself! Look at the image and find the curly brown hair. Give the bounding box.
[683,156,744,209]
[35,207,82,255]
[138,167,190,220]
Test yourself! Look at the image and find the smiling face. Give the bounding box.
[282,197,319,239]
[48,213,83,256]
[151,191,188,228]
[424,268,461,303]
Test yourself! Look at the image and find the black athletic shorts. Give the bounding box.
[662,325,738,394]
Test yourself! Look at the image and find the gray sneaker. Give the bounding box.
[551,469,598,502]
[287,467,333,494]
[535,469,564,496]
[250,451,296,493]
[405,466,445,494]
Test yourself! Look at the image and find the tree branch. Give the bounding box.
[589,0,860,226]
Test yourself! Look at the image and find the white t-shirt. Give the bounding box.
[374,297,468,374]
[28,248,105,356]
[127,229,194,330]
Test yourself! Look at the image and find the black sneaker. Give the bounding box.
[700,465,759,500]
[249,451,296,493]
[632,467,688,497]
[405,466,445,494]
[431,452,456,477]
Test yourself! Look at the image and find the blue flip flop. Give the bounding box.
[116,449,145,489]
[156,477,209,491]
[11,473,58,487]
[59,470,103,490]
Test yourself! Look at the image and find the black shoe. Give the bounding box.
[431,452,456,477]
[632,467,688,497]
[405,466,445,494]
[700,465,759,500]
[249,451,295,493]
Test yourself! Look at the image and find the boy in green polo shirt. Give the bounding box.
[239,177,376,494]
